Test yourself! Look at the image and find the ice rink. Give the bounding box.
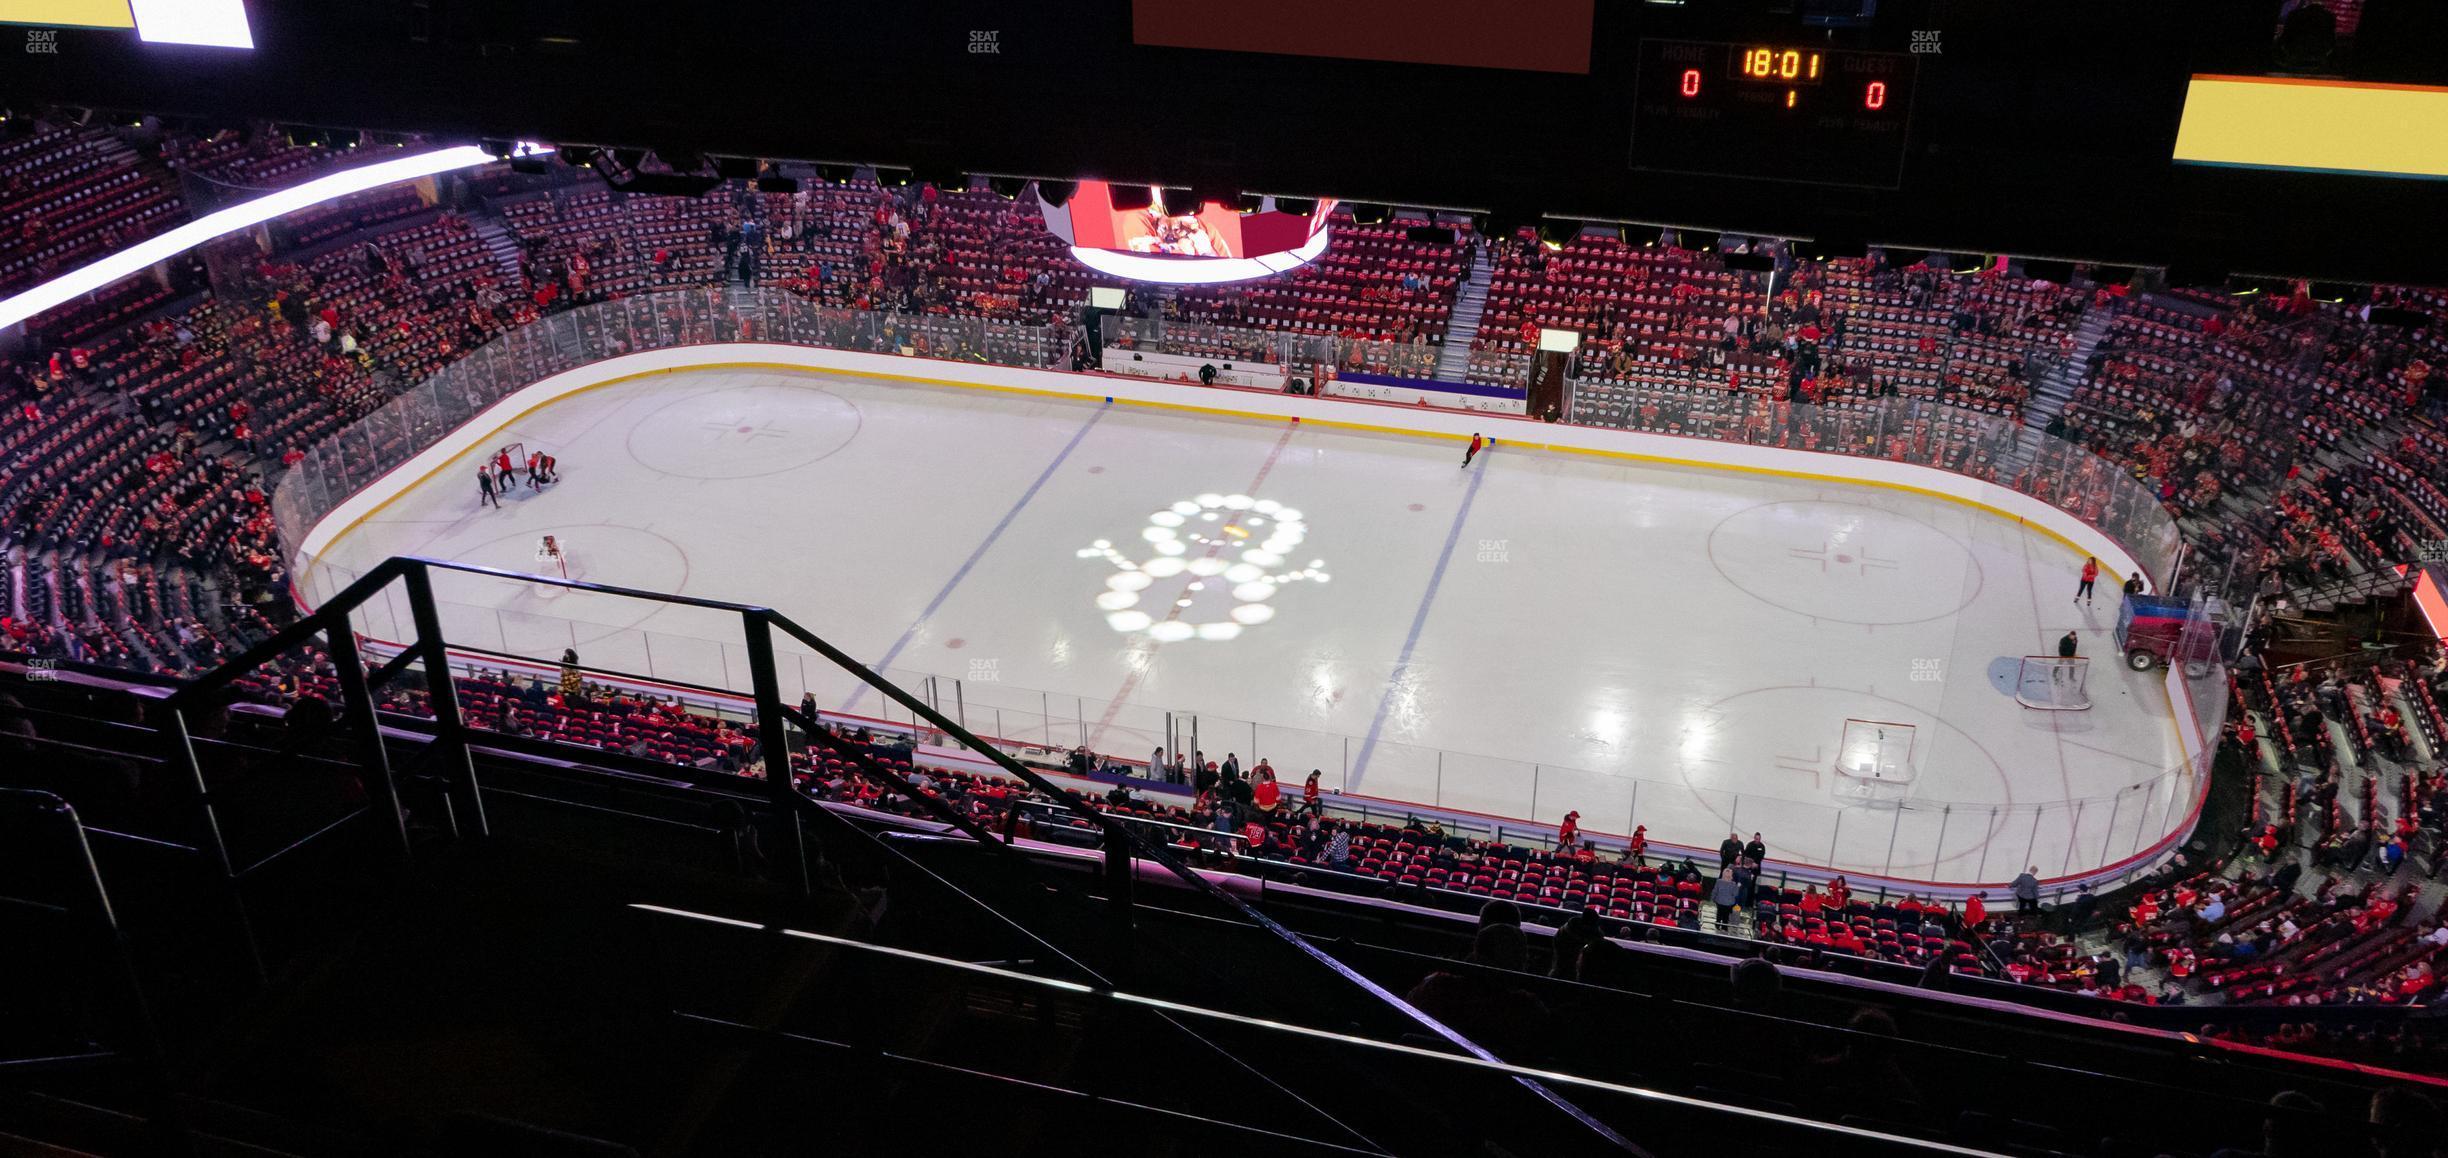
[307,366,2201,886]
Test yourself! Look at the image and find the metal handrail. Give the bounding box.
[158,552,1632,1150]
[634,902,1988,1156]
[0,789,188,1147]
[757,594,1641,1150]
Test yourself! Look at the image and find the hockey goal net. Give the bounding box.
[2015,655,2092,711]
[493,441,527,473]
[1832,719,1916,806]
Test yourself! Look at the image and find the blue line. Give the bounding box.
[843,402,1110,711]
[1349,446,1495,787]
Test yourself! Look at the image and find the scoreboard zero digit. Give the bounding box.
[1632,40,1918,189]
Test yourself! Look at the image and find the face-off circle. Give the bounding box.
[1076,493,1331,642]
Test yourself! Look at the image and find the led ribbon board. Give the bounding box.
[1,0,253,46]
[2175,74,2448,179]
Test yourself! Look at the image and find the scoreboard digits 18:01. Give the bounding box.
[1632,40,1918,188]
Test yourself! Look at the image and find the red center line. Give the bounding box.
[1086,419,1301,751]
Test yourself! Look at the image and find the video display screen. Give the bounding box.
[1067,182,1247,258]
[1042,181,1336,284]
[2176,74,2448,180]
[0,0,253,47]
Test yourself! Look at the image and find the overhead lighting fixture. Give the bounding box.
[131,0,254,48]
[613,172,722,198]
[2020,258,2076,284]
[2164,262,2228,290]
[1795,236,1867,262]
[654,146,708,171]
[3,144,520,332]
[1940,251,1992,275]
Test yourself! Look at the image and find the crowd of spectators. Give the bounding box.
[9,141,2448,1052]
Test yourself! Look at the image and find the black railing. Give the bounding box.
[158,553,1645,1154]
[0,789,187,1149]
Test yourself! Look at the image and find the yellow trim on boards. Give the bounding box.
[304,356,2136,595]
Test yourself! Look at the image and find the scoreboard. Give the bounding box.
[1631,40,1918,189]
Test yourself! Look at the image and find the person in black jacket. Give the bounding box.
[1719,833,1743,870]
[2271,856,2304,897]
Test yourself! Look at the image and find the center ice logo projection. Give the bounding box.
[1076,493,1331,642]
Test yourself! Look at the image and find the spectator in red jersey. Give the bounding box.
[1251,765,1279,813]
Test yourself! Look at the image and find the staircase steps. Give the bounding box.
[1433,246,1493,381]
[2006,299,2118,472]
[469,214,529,289]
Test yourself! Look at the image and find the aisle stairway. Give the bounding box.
[469,213,528,288]
[2009,295,2117,470]
[1432,245,1493,381]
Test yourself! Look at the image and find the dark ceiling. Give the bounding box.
[8,0,2448,282]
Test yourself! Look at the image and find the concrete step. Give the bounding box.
[1433,248,1494,381]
